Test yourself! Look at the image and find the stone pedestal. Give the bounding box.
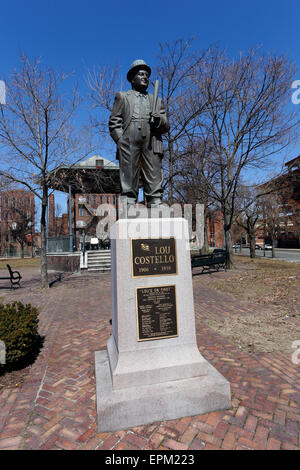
[95,217,231,432]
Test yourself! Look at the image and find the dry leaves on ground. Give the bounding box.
[199,257,300,354]
[207,311,300,354]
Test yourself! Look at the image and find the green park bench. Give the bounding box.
[191,249,228,274]
[0,264,22,289]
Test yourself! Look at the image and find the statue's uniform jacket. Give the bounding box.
[109,89,169,202]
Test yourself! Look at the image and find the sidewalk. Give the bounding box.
[0,267,299,450]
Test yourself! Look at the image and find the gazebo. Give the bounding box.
[47,155,121,251]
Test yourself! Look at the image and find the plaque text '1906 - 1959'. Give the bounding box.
[131,238,177,277]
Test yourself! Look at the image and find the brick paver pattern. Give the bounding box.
[0,267,300,450]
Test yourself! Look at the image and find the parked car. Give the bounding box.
[232,243,240,249]
[264,244,272,250]
[255,244,263,250]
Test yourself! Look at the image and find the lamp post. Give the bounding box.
[11,222,17,257]
[28,221,33,258]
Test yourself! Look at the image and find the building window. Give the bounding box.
[93,195,97,205]
[86,195,90,204]
[100,196,103,204]
[113,196,116,205]
[106,196,110,204]
[5,197,8,207]
[96,159,104,168]
[79,208,84,217]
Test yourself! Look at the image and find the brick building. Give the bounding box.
[268,156,300,247]
[231,156,300,248]
[0,189,35,256]
[207,210,224,248]
[48,193,69,237]
[45,155,120,251]
[47,191,118,251]
[73,192,117,249]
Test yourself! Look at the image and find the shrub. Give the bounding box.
[0,301,40,366]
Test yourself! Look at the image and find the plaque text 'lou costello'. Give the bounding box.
[131,238,177,277]
[136,285,178,341]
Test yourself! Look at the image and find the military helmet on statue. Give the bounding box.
[127,59,152,82]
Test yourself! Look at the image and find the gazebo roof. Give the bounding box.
[76,155,119,169]
[47,155,121,194]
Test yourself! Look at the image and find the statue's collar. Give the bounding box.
[131,89,148,98]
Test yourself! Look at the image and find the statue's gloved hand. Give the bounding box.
[149,112,161,128]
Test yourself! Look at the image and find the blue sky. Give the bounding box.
[1,0,299,71]
[1,0,298,73]
[1,0,300,210]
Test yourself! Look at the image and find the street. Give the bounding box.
[234,247,300,262]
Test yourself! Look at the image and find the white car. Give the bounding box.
[264,244,272,250]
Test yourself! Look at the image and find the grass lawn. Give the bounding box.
[215,255,300,308]
[196,255,300,354]
[0,257,40,270]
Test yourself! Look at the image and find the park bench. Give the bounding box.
[0,264,22,289]
[191,249,228,274]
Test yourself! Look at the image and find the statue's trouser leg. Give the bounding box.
[140,143,163,205]
[118,123,163,206]
[117,131,141,204]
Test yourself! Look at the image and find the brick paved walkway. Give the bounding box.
[0,267,299,450]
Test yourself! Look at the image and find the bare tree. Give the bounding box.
[8,200,35,258]
[173,138,219,253]
[155,39,207,204]
[191,47,300,266]
[86,63,124,147]
[234,185,263,258]
[259,192,284,258]
[87,43,299,270]
[0,54,92,287]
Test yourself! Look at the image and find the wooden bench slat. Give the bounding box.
[191,249,227,273]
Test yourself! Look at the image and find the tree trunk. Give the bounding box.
[40,188,48,288]
[200,205,210,254]
[271,232,276,258]
[223,208,233,268]
[249,231,256,259]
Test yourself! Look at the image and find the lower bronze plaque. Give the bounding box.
[136,285,178,341]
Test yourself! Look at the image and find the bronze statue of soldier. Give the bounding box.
[109,59,169,207]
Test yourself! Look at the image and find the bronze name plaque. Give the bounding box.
[136,285,178,341]
[131,238,177,277]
